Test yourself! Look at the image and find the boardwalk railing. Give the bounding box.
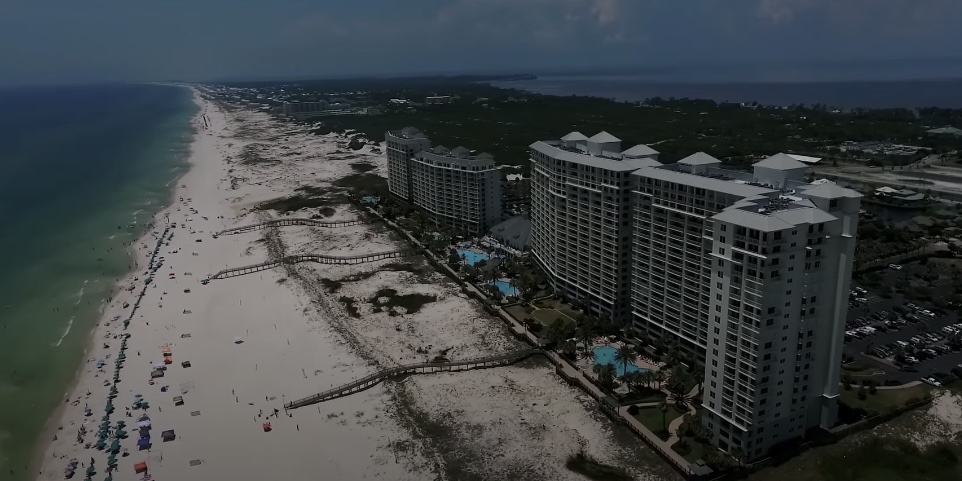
[285,348,544,409]
[214,218,363,237]
[207,248,422,280]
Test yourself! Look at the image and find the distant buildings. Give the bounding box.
[528,132,862,461]
[386,128,502,233]
[873,186,927,205]
[281,101,365,119]
[926,126,962,137]
[425,95,453,105]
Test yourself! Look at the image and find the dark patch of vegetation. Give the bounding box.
[333,172,387,197]
[321,278,343,293]
[565,452,633,481]
[321,263,431,294]
[350,162,377,173]
[238,143,275,165]
[369,288,436,314]
[258,185,349,213]
[338,296,360,318]
[818,438,960,481]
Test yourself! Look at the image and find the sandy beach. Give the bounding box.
[34,89,677,481]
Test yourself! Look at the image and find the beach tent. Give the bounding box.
[137,420,151,428]
[139,427,150,438]
[150,369,164,379]
[137,438,151,450]
[161,430,176,442]
[134,462,148,473]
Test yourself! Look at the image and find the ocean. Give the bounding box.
[0,84,196,477]
[491,76,962,109]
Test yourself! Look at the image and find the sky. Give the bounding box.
[2,0,962,85]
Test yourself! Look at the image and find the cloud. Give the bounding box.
[755,0,814,24]
[591,0,621,25]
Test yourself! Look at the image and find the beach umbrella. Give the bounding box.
[139,402,149,409]
[100,420,110,428]
[104,476,113,481]
[102,415,110,422]
[116,421,126,428]
[116,429,128,439]
[86,465,96,476]
[109,440,120,453]
[109,387,118,394]
[136,420,151,428]
[95,439,107,450]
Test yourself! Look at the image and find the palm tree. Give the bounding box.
[623,371,642,392]
[560,340,577,359]
[576,315,598,355]
[658,401,669,433]
[692,369,705,398]
[641,371,654,389]
[653,370,665,390]
[614,345,637,379]
[593,363,616,387]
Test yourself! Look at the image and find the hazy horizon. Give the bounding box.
[3,1,962,86]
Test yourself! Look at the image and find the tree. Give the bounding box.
[614,345,637,379]
[624,371,643,392]
[575,315,599,355]
[658,401,669,433]
[560,340,577,359]
[593,363,616,387]
[667,366,691,407]
[653,370,666,390]
[516,273,538,304]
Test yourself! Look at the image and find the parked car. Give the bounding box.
[889,264,903,270]
[922,377,942,387]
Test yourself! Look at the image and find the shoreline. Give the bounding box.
[29,86,204,480]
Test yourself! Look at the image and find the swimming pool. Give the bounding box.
[493,280,518,296]
[593,346,647,377]
[458,249,490,266]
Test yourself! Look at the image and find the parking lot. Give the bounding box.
[842,259,962,384]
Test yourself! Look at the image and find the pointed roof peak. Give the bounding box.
[589,131,621,143]
[561,131,588,141]
[754,153,808,170]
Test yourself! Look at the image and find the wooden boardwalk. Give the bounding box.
[207,248,422,280]
[213,218,363,237]
[284,349,544,409]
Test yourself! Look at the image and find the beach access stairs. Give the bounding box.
[206,248,422,280]
[213,218,363,237]
[284,348,544,409]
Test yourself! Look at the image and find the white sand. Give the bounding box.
[36,90,677,481]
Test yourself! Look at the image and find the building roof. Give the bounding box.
[712,208,797,232]
[488,215,531,250]
[753,153,809,170]
[561,131,588,142]
[476,152,494,160]
[531,141,661,172]
[786,154,822,164]
[632,167,777,197]
[622,144,660,158]
[677,152,722,166]
[927,126,962,136]
[451,146,471,156]
[589,131,621,143]
[800,181,862,199]
[433,145,450,154]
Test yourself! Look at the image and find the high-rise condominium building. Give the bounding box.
[631,152,860,459]
[529,131,662,321]
[386,127,432,201]
[386,128,502,233]
[529,136,861,460]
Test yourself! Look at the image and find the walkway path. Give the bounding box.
[284,348,544,409]
[206,248,422,281]
[213,218,363,237]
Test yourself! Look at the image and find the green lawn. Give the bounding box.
[505,304,533,321]
[634,405,687,440]
[618,388,667,405]
[532,308,577,327]
[672,436,711,463]
[839,383,932,415]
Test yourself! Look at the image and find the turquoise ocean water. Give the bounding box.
[0,84,196,479]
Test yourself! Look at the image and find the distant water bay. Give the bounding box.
[0,84,196,478]
[492,76,962,109]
